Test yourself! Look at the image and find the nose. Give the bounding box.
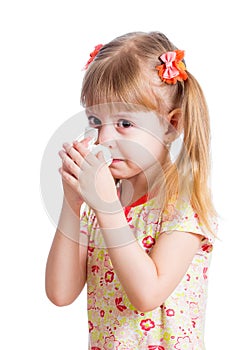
[98,123,117,147]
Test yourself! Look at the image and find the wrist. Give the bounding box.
[95,210,136,248]
[93,197,123,217]
[57,199,83,244]
[62,197,82,215]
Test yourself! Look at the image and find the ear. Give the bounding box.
[164,108,182,142]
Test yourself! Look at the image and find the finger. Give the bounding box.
[58,150,80,179]
[78,136,92,148]
[62,143,85,168]
[73,141,99,166]
[58,150,71,173]
[72,140,90,157]
[59,167,79,188]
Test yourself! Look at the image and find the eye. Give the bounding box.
[88,116,102,127]
[117,119,134,128]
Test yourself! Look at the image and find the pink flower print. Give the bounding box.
[203,267,208,280]
[162,203,179,221]
[148,346,165,350]
[140,318,155,331]
[88,321,94,332]
[100,309,105,317]
[104,254,113,270]
[115,297,127,312]
[202,242,213,253]
[105,270,114,283]
[88,246,95,256]
[166,308,175,317]
[91,265,100,274]
[91,347,101,350]
[174,336,192,349]
[103,335,121,350]
[126,215,133,223]
[88,292,96,310]
[189,302,199,320]
[142,236,155,248]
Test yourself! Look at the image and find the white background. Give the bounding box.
[0,0,232,348]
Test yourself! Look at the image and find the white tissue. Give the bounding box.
[77,127,112,166]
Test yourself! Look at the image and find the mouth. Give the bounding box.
[111,159,124,164]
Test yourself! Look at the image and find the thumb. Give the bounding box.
[96,150,106,164]
[92,144,112,166]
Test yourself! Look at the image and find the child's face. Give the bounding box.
[86,104,169,180]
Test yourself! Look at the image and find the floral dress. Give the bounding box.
[80,195,217,350]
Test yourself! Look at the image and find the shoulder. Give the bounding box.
[160,195,218,249]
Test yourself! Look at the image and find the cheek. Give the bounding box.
[147,139,166,162]
[118,138,166,170]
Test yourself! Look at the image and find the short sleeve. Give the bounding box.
[160,196,217,252]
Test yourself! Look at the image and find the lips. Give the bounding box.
[111,159,124,164]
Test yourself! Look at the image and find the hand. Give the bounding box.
[59,140,119,214]
[58,139,90,214]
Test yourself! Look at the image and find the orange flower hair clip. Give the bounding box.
[84,44,103,70]
[156,50,188,84]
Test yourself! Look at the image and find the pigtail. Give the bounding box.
[176,73,217,234]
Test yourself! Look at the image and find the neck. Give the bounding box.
[119,160,168,207]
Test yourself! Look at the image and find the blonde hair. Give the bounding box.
[81,31,217,235]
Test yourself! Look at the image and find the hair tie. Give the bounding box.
[84,44,103,70]
[156,50,188,84]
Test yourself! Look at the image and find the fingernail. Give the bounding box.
[63,142,71,149]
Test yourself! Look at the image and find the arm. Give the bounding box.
[45,138,93,306]
[96,208,203,312]
[45,200,87,306]
[45,199,88,307]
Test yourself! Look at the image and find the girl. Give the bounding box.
[46,31,218,349]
